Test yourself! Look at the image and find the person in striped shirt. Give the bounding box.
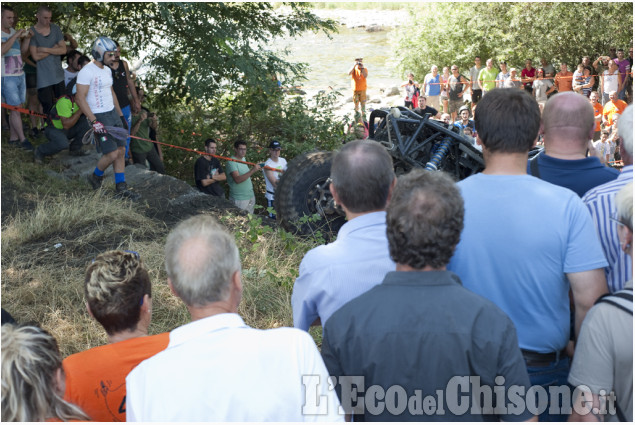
[582,104,633,293]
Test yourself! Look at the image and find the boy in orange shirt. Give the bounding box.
[62,250,169,421]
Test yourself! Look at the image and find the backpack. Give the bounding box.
[594,287,632,422]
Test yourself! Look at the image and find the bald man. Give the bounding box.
[528,92,619,197]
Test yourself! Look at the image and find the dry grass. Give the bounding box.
[1,149,322,357]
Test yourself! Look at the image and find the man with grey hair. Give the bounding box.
[569,181,633,422]
[322,170,535,421]
[292,140,397,331]
[477,58,498,95]
[528,91,619,197]
[582,104,633,293]
[126,215,342,421]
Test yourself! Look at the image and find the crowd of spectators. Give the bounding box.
[403,51,632,149]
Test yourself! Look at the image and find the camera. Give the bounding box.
[409,80,413,84]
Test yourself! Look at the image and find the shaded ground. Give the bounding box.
[0,147,277,228]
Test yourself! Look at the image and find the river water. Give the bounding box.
[273,9,412,99]
[275,26,403,97]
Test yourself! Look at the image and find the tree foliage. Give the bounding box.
[396,2,633,79]
[11,2,337,106]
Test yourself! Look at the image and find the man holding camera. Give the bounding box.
[348,57,368,121]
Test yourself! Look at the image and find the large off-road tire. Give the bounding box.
[274,151,346,236]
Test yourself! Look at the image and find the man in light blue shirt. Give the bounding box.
[447,88,608,421]
[583,104,633,293]
[292,140,396,331]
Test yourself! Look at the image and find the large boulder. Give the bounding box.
[385,86,400,96]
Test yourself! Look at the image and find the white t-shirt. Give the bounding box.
[76,61,114,113]
[1,29,24,77]
[263,157,287,200]
[602,70,619,94]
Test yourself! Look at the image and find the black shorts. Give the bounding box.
[37,81,65,113]
[25,73,37,90]
[471,89,482,104]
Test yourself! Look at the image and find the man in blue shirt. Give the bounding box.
[322,170,535,422]
[423,65,441,111]
[292,140,396,331]
[528,92,619,197]
[447,89,608,421]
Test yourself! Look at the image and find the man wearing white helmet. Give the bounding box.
[75,36,138,200]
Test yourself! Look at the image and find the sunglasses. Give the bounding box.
[609,214,632,231]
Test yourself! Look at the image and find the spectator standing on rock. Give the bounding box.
[423,65,441,110]
[496,60,510,88]
[614,48,630,101]
[503,67,523,89]
[76,36,138,200]
[109,41,140,162]
[194,138,226,198]
[540,57,555,80]
[263,140,287,219]
[589,91,603,141]
[226,140,260,214]
[477,58,498,96]
[447,65,468,122]
[2,5,33,150]
[400,73,418,109]
[601,59,621,105]
[29,5,66,114]
[348,57,368,121]
[292,140,396,332]
[520,59,536,94]
[603,90,627,130]
[440,66,450,113]
[554,62,573,93]
[532,68,555,110]
[468,56,482,108]
[130,107,165,174]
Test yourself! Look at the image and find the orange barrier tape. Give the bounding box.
[1,102,282,172]
[415,72,634,85]
[1,103,48,119]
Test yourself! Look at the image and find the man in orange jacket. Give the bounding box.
[348,57,368,121]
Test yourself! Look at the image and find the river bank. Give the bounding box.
[278,8,414,120]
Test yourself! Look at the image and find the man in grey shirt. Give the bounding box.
[29,5,65,113]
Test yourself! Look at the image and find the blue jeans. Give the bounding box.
[1,74,26,105]
[526,356,571,422]
[39,119,90,157]
[121,105,131,158]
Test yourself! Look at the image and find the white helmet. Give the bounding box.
[91,36,117,62]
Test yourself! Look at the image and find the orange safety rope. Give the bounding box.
[1,102,282,172]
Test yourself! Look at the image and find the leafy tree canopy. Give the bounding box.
[395,2,633,78]
[11,2,337,108]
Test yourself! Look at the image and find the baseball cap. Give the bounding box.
[458,105,469,113]
[269,140,281,149]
